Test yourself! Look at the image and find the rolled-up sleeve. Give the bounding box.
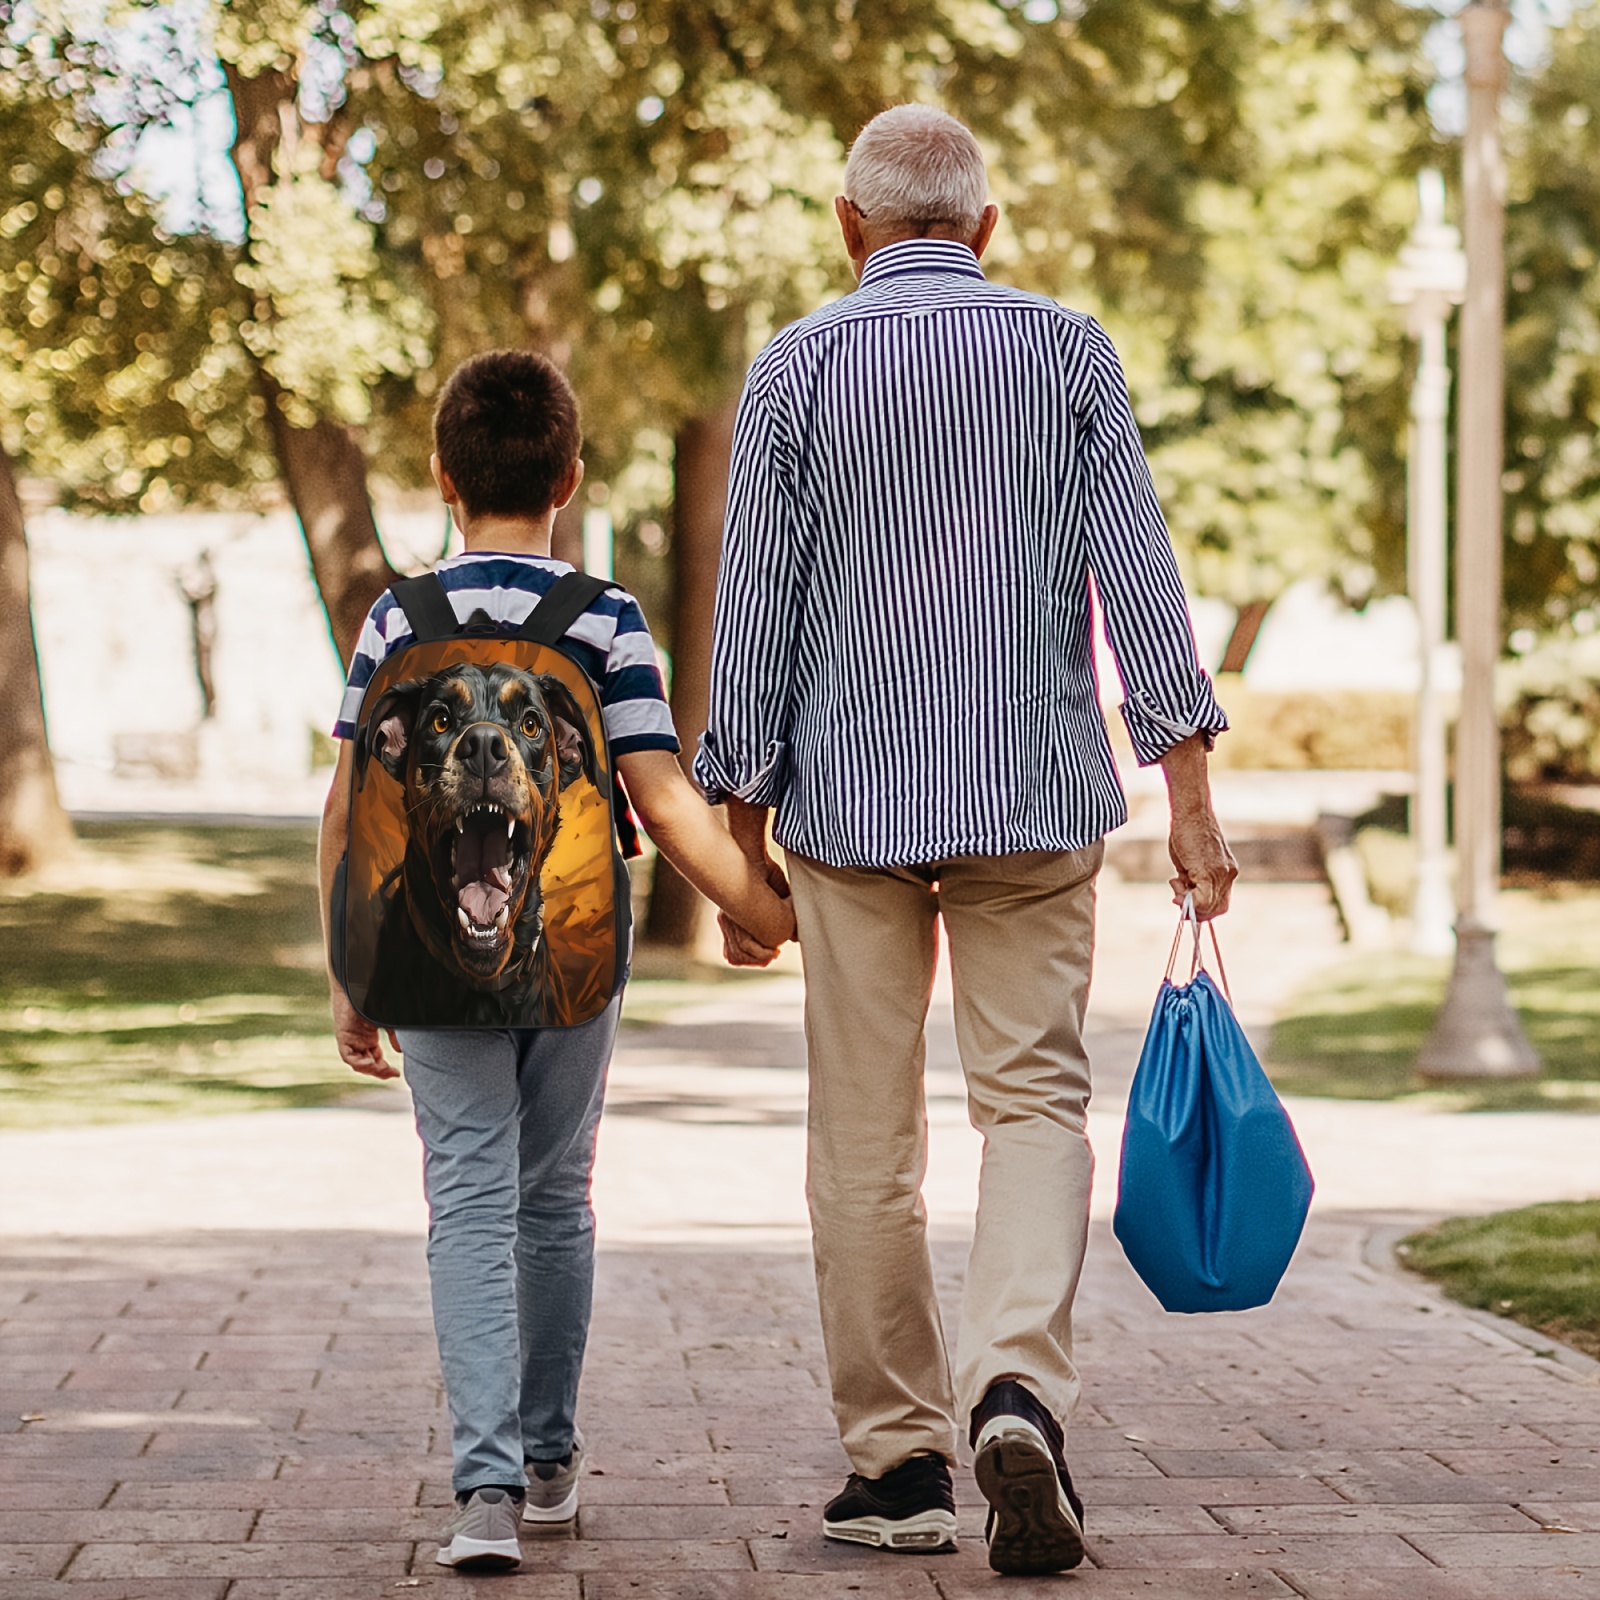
[1078,320,1228,766]
[692,376,799,806]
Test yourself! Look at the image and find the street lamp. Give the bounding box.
[1416,0,1539,1081]
[1389,170,1464,958]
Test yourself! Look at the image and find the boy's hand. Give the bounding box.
[331,988,401,1080]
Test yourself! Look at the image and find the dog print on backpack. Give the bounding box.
[333,574,629,1030]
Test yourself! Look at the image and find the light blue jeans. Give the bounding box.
[398,995,619,1494]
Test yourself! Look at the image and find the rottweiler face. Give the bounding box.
[355,663,598,986]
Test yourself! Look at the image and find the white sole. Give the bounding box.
[822,1510,958,1551]
[435,1534,522,1570]
[973,1416,1084,1575]
[522,1483,579,1523]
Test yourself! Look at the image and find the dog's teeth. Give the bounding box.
[494,906,510,929]
[506,817,514,838]
[456,817,464,833]
[457,908,470,931]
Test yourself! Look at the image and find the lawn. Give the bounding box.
[1400,1201,1600,1361]
[0,822,357,1127]
[0,821,781,1128]
[1265,886,1600,1109]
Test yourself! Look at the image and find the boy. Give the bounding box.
[317,351,795,1573]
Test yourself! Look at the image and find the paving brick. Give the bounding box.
[0,1583,226,1599]
[504,1538,755,1573]
[67,1539,412,1578]
[0,1544,72,1579]
[720,1477,838,1508]
[0,1508,254,1542]
[106,1476,423,1509]
[1210,1501,1537,1534]
[252,1507,435,1540]
[1283,1572,1597,1600]
[1404,1530,1600,1567]
[579,1475,731,1506]
[239,1582,580,1600]
[935,1574,1297,1598]
[0,1482,116,1512]
[577,1506,805,1541]
[1086,1532,1435,1569]
[1087,1478,1345,1508]
[582,1576,939,1599]
[1519,1502,1600,1532]
[0,1430,152,1459]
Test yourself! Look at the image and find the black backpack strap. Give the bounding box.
[518,571,613,647]
[388,573,460,642]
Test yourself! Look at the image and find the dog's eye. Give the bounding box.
[430,709,450,735]
[519,712,542,740]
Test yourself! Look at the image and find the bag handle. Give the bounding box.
[1164,892,1234,1005]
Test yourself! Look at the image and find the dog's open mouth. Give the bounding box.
[448,801,530,955]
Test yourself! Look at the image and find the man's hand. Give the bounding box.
[331,988,401,1080]
[1168,804,1238,921]
[1158,733,1238,920]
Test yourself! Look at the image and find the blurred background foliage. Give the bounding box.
[3,0,1600,773]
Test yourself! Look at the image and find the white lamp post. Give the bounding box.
[1389,170,1464,958]
[1417,0,1539,1081]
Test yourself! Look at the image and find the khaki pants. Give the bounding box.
[788,842,1102,1478]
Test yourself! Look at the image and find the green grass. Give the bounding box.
[1400,1201,1600,1361]
[0,822,791,1128]
[1266,887,1600,1109]
[0,823,357,1127]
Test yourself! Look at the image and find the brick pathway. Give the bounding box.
[3,880,1598,1596]
[2,1213,1597,1599]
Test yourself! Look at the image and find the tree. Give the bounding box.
[1504,1,1600,633]
[0,6,256,874]
[1123,0,1440,609]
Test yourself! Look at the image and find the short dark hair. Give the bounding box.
[433,351,581,519]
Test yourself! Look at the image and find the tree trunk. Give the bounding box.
[1218,598,1272,675]
[260,376,397,662]
[0,446,74,877]
[223,61,397,663]
[645,399,740,948]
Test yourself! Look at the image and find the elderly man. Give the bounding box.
[695,104,1236,1576]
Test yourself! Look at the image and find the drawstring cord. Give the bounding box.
[1163,891,1233,1006]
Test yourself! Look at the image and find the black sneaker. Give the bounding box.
[821,1452,958,1552]
[970,1379,1085,1575]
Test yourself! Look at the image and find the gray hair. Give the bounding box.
[843,105,988,233]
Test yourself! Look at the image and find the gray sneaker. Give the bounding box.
[435,1486,523,1571]
[524,1433,585,1524]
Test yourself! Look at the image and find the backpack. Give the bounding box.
[330,569,636,1030]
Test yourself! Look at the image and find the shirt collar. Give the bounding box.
[857,237,987,290]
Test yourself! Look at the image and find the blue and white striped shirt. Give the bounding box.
[693,238,1226,870]
[333,552,678,757]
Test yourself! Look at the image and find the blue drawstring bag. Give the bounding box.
[1113,903,1313,1313]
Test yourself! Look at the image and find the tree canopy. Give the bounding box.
[5,0,1600,631]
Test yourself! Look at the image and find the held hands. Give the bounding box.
[331,987,401,1079]
[721,845,796,969]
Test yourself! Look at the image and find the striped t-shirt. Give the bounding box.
[332,552,679,757]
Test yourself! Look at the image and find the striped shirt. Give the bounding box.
[693,238,1226,870]
[333,552,679,757]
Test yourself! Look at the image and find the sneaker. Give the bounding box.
[970,1379,1085,1575]
[435,1485,523,1571]
[821,1452,958,1552]
[524,1433,585,1524]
